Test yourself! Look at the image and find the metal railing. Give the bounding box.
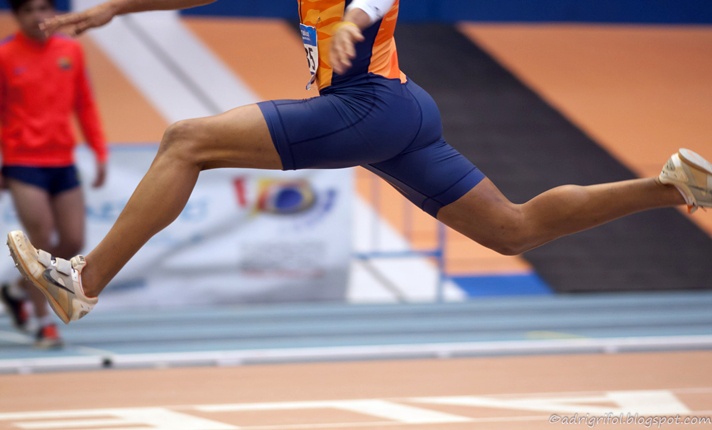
[353,169,449,302]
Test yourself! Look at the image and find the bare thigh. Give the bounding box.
[6,178,85,256]
[5,179,55,249]
[167,104,283,171]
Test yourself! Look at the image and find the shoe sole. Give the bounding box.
[679,148,712,175]
[35,339,64,350]
[6,232,71,324]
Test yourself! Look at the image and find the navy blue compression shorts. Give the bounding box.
[258,76,485,217]
[1,165,81,196]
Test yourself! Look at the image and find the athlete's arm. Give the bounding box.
[0,56,5,128]
[0,62,4,192]
[330,0,396,75]
[41,0,216,37]
[74,48,108,188]
[346,0,396,24]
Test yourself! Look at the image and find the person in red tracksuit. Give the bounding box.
[0,0,108,348]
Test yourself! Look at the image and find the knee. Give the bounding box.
[483,232,530,256]
[488,240,528,257]
[474,213,534,256]
[442,203,533,256]
[159,118,206,161]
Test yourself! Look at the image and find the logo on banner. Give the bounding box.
[233,176,338,232]
[256,179,316,214]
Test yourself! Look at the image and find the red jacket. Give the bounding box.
[0,32,107,167]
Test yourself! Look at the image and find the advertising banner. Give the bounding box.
[0,145,353,310]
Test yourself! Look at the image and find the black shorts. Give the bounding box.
[2,165,81,196]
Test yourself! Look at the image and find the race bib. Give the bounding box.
[300,23,318,90]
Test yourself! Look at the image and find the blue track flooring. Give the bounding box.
[1,291,711,373]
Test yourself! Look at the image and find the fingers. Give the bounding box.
[93,164,107,188]
[331,26,365,75]
[72,21,92,37]
[333,42,354,75]
[40,12,82,35]
[39,5,111,38]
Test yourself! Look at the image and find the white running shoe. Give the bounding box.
[6,231,97,324]
[659,148,712,213]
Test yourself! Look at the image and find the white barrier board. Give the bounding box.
[0,146,353,309]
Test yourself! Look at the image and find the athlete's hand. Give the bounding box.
[40,2,117,37]
[331,22,365,75]
[93,162,107,188]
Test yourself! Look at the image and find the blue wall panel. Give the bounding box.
[1,0,711,23]
[0,0,69,12]
[440,0,712,24]
[178,0,712,24]
[177,0,296,20]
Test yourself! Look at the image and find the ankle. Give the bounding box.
[81,279,99,299]
[655,178,686,206]
[77,267,99,298]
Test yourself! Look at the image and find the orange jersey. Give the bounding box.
[0,32,107,167]
[298,0,406,90]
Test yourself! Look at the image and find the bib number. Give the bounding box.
[300,23,318,90]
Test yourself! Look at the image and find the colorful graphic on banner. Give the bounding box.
[0,146,353,310]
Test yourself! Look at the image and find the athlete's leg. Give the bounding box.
[7,88,418,323]
[51,186,86,259]
[369,79,692,256]
[437,177,685,256]
[79,104,281,297]
[5,179,56,319]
